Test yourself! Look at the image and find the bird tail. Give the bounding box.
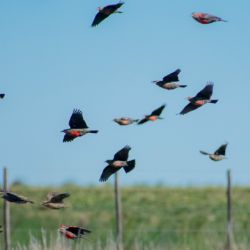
[124,160,136,173]
[179,85,187,88]
[28,200,34,204]
[133,119,139,123]
[210,99,218,104]
[88,130,99,134]
[219,18,227,22]
[152,81,158,84]
[200,150,209,155]
[115,11,123,14]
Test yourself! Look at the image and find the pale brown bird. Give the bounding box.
[200,143,228,161]
[42,192,70,209]
[113,117,139,126]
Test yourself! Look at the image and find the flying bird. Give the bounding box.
[62,109,98,142]
[113,117,139,126]
[1,191,34,204]
[192,12,227,24]
[179,82,218,115]
[0,94,5,99]
[42,192,70,209]
[200,143,228,161]
[59,225,91,239]
[92,2,124,27]
[138,104,166,125]
[152,69,187,90]
[99,145,136,182]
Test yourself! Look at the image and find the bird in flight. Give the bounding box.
[59,225,91,239]
[138,104,166,125]
[192,12,227,24]
[179,82,218,115]
[62,109,98,142]
[42,192,70,209]
[99,145,136,182]
[92,2,124,27]
[0,191,34,204]
[200,143,228,161]
[113,117,139,126]
[152,69,187,90]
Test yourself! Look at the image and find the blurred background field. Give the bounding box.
[1,184,250,249]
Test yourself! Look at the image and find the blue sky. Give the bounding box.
[0,0,249,186]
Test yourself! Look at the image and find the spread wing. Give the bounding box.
[69,109,88,129]
[137,118,148,125]
[50,193,70,203]
[163,69,181,83]
[151,104,166,116]
[99,165,118,182]
[63,134,76,143]
[195,82,214,100]
[214,143,227,155]
[113,145,131,161]
[92,3,124,27]
[179,103,200,115]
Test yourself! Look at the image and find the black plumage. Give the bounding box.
[69,109,88,129]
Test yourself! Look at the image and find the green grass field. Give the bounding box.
[1,184,250,249]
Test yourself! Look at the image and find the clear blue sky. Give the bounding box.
[0,0,249,186]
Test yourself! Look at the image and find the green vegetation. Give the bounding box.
[1,184,250,249]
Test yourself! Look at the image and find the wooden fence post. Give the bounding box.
[114,172,123,250]
[3,167,11,250]
[226,169,234,250]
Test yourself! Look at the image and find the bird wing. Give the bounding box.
[0,94,5,99]
[214,143,228,155]
[113,145,131,161]
[50,193,70,203]
[91,3,124,27]
[151,104,166,116]
[195,82,214,100]
[179,102,200,115]
[69,109,88,129]
[137,118,148,125]
[163,69,181,82]
[99,165,119,182]
[63,134,76,142]
[67,226,91,236]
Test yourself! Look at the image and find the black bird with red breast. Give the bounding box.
[92,2,124,27]
[179,82,218,115]
[99,145,135,182]
[62,109,98,142]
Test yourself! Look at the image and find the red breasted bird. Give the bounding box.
[152,69,187,90]
[138,104,166,125]
[192,12,227,24]
[99,145,135,182]
[42,192,70,209]
[59,225,91,240]
[113,117,139,126]
[91,2,124,27]
[62,109,98,142]
[179,82,218,115]
[200,143,228,161]
[0,94,5,99]
[0,191,34,204]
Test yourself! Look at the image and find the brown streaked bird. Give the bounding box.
[138,104,166,125]
[59,225,91,240]
[152,69,187,90]
[0,94,5,99]
[200,143,228,161]
[0,191,34,204]
[179,82,218,115]
[42,192,70,209]
[62,109,98,142]
[99,145,136,182]
[113,117,139,126]
[91,2,124,27]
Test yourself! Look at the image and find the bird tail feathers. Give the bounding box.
[200,150,209,155]
[210,99,218,104]
[88,130,99,134]
[179,85,187,88]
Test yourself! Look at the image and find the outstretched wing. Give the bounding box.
[50,193,70,203]
[92,3,124,27]
[113,145,131,161]
[99,165,118,182]
[179,103,200,115]
[195,82,214,100]
[137,118,148,125]
[214,143,227,155]
[69,109,88,129]
[151,104,166,116]
[163,69,181,83]
[63,134,76,143]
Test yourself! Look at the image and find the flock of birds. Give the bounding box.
[0,1,229,241]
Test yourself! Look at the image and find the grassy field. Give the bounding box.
[1,184,250,249]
